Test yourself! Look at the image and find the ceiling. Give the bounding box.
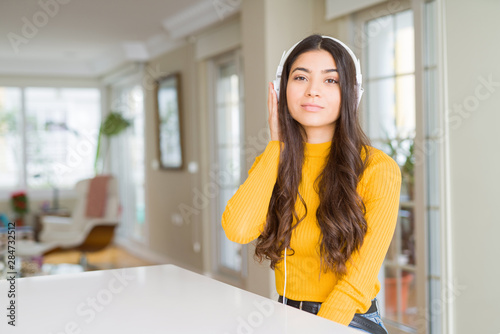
[0,0,240,77]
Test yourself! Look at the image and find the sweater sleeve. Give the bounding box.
[221,141,281,244]
[316,150,402,325]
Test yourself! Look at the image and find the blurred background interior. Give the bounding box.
[0,1,498,333]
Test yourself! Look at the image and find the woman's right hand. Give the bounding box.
[268,82,280,142]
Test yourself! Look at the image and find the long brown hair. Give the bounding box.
[254,34,372,279]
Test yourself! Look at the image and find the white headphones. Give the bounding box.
[273,35,364,107]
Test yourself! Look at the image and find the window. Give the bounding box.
[356,0,444,333]
[209,50,246,278]
[0,88,22,189]
[108,83,146,242]
[0,87,100,192]
[363,8,419,329]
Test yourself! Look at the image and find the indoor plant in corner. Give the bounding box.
[383,133,416,314]
[94,111,132,175]
[385,135,415,200]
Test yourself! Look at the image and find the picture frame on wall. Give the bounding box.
[155,72,183,170]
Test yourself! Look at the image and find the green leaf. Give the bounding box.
[101,112,131,136]
[94,111,132,175]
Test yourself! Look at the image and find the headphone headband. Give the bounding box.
[273,35,364,106]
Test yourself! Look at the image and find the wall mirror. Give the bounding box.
[155,73,183,169]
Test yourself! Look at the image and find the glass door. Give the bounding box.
[359,3,419,331]
[355,1,445,333]
[209,50,246,278]
[109,83,146,243]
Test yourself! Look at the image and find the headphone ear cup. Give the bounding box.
[357,86,364,107]
[273,79,281,102]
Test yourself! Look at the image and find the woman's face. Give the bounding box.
[286,49,341,143]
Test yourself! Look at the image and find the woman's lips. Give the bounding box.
[301,104,324,112]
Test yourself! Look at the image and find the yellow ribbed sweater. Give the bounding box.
[221,140,401,326]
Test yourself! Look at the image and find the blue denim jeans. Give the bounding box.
[278,296,387,333]
[347,298,388,334]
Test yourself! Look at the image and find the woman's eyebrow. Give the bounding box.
[291,67,338,74]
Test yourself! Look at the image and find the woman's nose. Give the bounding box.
[306,81,320,97]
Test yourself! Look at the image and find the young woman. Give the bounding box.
[222,34,401,334]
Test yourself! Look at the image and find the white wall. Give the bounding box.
[143,42,204,272]
[443,1,500,333]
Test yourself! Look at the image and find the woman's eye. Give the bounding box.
[326,79,338,84]
[294,76,307,81]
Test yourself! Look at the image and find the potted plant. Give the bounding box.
[383,133,416,313]
[384,270,415,313]
[11,191,29,226]
[384,135,415,200]
[94,111,131,175]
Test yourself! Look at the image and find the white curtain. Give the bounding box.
[106,82,145,242]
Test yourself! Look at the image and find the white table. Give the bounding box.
[0,264,362,333]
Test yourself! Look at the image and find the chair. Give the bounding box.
[39,175,120,269]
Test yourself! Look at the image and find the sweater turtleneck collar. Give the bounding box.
[304,141,331,158]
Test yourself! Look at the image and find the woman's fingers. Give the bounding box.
[268,82,279,141]
[267,82,273,118]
